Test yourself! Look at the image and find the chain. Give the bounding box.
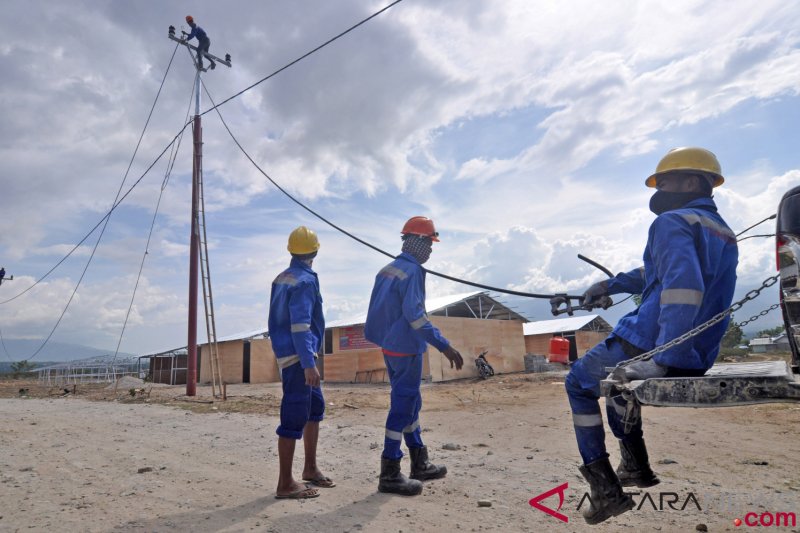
[734,303,781,328]
[617,274,780,367]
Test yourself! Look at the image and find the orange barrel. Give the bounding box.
[548,337,571,363]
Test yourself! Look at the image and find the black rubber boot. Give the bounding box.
[579,458,635,525]
[409,446,447,481]
[378,458,423,496]
[616,438,660,488]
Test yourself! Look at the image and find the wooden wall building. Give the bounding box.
[523,314,612,362]
[192,291,529,384]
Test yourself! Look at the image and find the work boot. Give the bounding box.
[579,458,635,525]
[616,438,660,488]
[409,446,447,481]
[378,457,423,496]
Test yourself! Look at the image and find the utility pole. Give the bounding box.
[168,23,231,396]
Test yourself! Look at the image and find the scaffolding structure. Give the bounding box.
[36,355,143,386]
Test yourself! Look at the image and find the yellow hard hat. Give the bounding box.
[645,147,724,188]
[287,226,320,255]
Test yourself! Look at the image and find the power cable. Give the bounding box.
[110,81,197,363]
[736,214,776,237]
[0,43,182,361]
[199,0,404,118]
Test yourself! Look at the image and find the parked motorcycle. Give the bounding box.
[475,351,494,379]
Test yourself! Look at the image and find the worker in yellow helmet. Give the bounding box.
[565,147,738,524]
[269,226,334,499]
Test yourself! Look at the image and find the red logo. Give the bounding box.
[529,482,569,523]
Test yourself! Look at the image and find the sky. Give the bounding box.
[0,0,798,359]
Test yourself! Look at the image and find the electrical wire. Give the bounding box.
[736,214,776,237]
[0,43,182,361]
[199,0,404,118]
[110,81,196,363]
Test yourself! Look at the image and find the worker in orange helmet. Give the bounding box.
[183,15,215,70]
[365,216,464,496]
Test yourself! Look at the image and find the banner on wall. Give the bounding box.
[338,325,379,351]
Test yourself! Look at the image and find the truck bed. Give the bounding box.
[601,361,800,408]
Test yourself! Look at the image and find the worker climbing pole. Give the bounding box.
[168,20,232,397]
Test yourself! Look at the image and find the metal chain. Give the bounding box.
[617,274,780,367]
[734,303,781,328]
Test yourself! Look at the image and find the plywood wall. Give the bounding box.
[250,338,280,383]
[427,317,526,382]
[524,331,610,359]
[198,340,245,384]
[323,348,387,383]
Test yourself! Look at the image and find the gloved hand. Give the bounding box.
[442,345,464,370]
[582,280,612,309]
[623,359,668,380]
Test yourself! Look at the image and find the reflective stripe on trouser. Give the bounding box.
[564,336,643,464]
[382,352,424,460]
[276,361,324,440]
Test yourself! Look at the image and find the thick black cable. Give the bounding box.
[111,81,196,363]
[200,79,583,300]
[0,43,182,361]
[199,0,404,118]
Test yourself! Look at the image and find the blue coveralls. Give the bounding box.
[364,252,451,460]
[565,197,738,464]
[186,25,211,68]
[268,258,325,440]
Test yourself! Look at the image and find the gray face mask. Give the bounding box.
[402,235,433,264]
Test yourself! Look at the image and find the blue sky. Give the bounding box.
[0,0,798,357]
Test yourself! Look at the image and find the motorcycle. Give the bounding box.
[475,351,494,379]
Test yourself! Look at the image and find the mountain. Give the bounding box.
[0,339,135,363]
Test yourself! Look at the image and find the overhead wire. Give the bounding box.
[0,42,182,361]
[110,79,197,363]
[199,0,404,118]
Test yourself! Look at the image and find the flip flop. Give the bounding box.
[275,486,319,499]
[302,476,336,488]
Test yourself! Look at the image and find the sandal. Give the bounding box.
[275,486,320,499]
[302,476,337,488]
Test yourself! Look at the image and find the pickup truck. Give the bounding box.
[777,184,800,374]
[601,187,800,407]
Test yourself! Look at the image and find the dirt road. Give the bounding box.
[1,373,798,532]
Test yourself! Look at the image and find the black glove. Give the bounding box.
[582,280,611,309]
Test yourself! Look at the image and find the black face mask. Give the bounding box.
[649,190,709,215]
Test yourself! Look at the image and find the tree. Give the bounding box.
[721,321,744,348]
[755,325,785,338]
[10,360,35,379]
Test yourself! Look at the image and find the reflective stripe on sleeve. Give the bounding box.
[637,266,645,279]
[572,413,603,427]
[660,288,703,306]
[409,315,429,330]
[290,323,311,333]
[379,265,408,280]
[680,213,736,241]
[385,428,403,441]
[276,354,301,369]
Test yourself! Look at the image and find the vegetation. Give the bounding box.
[755,325,785,338]
[721,321,744,348]
[10,360,36,379]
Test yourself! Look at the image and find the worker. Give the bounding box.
[0,267,5,286]
[269,226,334,499]
[364,216,465,496]
[183,15,215,70]
[565,147,738,524]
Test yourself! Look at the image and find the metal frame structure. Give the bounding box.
[36,355,142,386]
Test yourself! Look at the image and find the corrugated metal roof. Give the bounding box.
[326,290,486,328]
[522,315,600,336]
[216,327,269,343]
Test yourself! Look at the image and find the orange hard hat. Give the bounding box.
[185,15,194,24]
[401,216,440,242]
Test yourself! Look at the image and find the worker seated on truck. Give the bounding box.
[564,147,739,525]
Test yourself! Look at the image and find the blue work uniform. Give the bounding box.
[186,25,211,68]
[268,257,325,440]
[565,197,738,464]
[365,252,451,460]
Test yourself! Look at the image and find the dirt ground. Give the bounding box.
[1,371,799,533]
